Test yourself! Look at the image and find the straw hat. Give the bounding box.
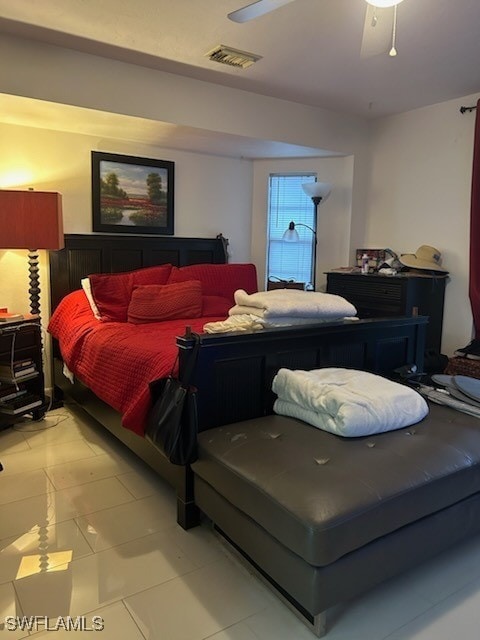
[399,245,448,273]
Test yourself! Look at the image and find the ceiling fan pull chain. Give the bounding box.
[389,3,398,56]
[371,6,378,27]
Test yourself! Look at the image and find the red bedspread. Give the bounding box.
[48,290,221,436]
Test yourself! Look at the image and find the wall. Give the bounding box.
[251,157,354,290]
[0,121,254,388]
[0,122,253,249]
[365,93,480,355]
[0,34,369,157]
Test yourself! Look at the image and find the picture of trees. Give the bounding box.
[100,162,168,226]
[92,152,174,234]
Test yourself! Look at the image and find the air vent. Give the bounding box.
[205,45,261,69]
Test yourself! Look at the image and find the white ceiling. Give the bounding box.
[0,0,479,156]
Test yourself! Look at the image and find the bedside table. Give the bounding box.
[0,318,46,421]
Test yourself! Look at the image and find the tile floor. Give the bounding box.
[2,406,480,639]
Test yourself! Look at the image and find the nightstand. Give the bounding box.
[0,318,46,421]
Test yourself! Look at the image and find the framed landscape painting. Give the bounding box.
[92,151,174,235]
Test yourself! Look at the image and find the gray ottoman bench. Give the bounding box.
[191,402,480,636]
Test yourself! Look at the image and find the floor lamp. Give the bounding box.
[0,190,64,318]
[282,182,332,290]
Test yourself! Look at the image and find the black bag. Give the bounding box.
[145,334,200,465]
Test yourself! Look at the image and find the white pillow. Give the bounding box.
[81,277,102,320]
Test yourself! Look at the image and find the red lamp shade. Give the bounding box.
[0,189,64,317]
[0,190,64,250]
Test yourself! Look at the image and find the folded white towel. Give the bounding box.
[203,313,350,334]
[229,289,357,320]
[272,368,428,437]
[203,314,264,333]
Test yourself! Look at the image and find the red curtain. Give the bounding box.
[469,98,480,337]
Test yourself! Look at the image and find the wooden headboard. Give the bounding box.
[49,233,228,312]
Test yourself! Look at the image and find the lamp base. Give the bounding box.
[27,250,41,317]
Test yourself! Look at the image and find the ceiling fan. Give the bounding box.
[228,0,405,57]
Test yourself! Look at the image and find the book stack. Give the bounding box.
[0,358,37,383]
[0,382,43,415]
[0,389,42,414]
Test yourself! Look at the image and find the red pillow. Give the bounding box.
[202,295,231,317]
[168,263,258,303]
[127,280,203,324]
[89,264,172,322]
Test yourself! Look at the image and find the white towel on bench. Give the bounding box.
[229,289,357,320]
[272,367,428,437]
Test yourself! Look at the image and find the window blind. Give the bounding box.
[266,173,317,288]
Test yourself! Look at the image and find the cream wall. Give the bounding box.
[251,157,354,290]
[0,122,254,316]
[365,92,480,356]
[0,122,254,389]
[0,122,253,249]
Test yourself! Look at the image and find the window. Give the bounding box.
[266,173,317,289]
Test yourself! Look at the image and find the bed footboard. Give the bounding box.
[178,316,427,431]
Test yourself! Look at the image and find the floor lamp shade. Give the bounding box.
[0,190,64,315]
[0,190,64,250]
[301,181,332,203]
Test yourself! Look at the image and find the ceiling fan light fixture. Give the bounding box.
[365,0,404,7]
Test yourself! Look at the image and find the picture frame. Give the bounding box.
[92,151,174,235]
[355,248,386,272]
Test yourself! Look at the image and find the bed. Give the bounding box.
[49,234,428,528]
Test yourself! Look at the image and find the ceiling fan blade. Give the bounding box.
[228,0,296,23]
[360,4,393,58]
